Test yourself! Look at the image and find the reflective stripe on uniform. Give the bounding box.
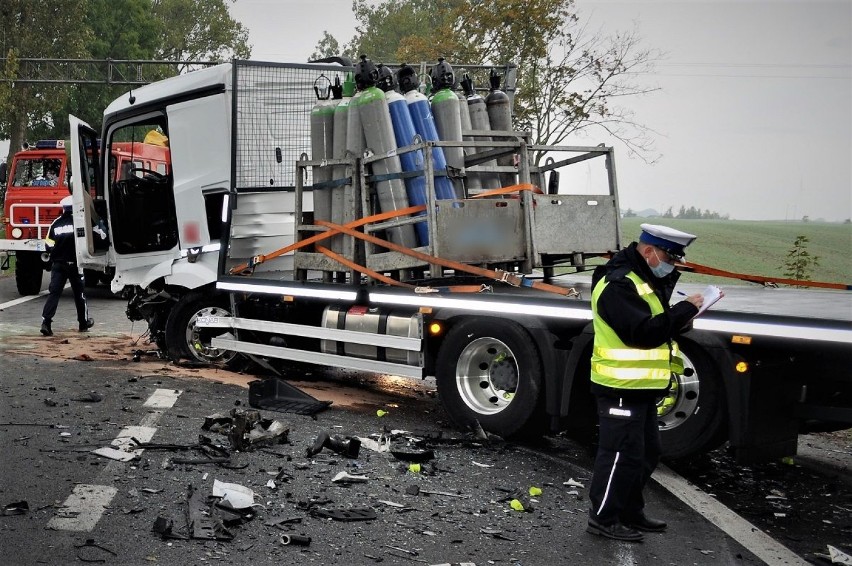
[594,345,671,361]
[591,270,676,390]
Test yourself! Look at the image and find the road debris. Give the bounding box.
[280,534,312,546]
[2,501,29,515]
[306,430,360,458]
[310,507,378,521]
[331,471,369,484]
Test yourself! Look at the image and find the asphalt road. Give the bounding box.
[0,271,846,565]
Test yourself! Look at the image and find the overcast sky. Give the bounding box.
[228,0,852,222]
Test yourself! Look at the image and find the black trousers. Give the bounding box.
[42,262,89,326]
[588,392,661,524]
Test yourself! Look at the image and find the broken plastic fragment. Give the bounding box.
[376,409,388,417]
[358,436,391,453]
[828,545,852,565]
[563,478,585,488]
[212,480,255,510]
[332,471,369,484]
[529,486,542,496]
[408,463,421,473]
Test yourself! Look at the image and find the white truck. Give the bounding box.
[69,60,851,463]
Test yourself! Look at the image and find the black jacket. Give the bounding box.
[45,211,78,264]
[590,242,698,396]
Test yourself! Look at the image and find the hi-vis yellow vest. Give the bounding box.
[591,271,685,389]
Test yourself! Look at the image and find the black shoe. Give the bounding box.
[622,512,667,532]
[79,318,94,332]
[587,518,644,541]
[40,322,53,337]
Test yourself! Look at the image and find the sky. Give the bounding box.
[227,0,852,221]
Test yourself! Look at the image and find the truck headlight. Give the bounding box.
[11,227,22,238]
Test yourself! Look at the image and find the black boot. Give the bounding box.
[79,318,94,332]
[40,321,53,337]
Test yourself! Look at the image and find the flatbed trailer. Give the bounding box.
[69,60,851,463]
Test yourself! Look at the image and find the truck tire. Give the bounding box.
[164,292,238,365]
[658,339,727,460]
[15,251,44,296]
[435,318,546,439]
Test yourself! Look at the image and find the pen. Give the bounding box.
[676,291,687,296]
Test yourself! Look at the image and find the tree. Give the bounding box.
[151,0,250,70]
[782,235,820,283]
[0,0,89,154]
[314,0,661,162]
[1,0,251,165]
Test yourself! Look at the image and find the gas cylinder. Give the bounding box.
[397,63,457,201]
[352,56,417,249]
[330,72,355,254]
[455,87,482,193]
[485,69,516,187]
[311,74,336,223]
[430,58,465,196]
[377,65,429,246]
[463,74,500,191]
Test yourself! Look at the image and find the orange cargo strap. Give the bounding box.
[315,245,413,288]
[316,219,579,297]
[679,261,851,291]
[469,183,541,199]
[229,204,427,275]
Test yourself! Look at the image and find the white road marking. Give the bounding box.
[50,389,182,532]
[0,288,50,310]
[144,388,181,409]
[47,485,118,532]
[653,464,809,566]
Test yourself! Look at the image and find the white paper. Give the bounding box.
[695,285,723,317]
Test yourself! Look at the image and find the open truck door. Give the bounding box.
[69,114,111,273]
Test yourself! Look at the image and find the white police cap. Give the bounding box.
[639,223,696,259]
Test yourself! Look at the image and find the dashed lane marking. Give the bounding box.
[48,388,182,532]
[144,388,181,409]
[47,485,118,532]
[653,464,809,566]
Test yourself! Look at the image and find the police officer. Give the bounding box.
[586,224,705,542]
[40,196,94,336]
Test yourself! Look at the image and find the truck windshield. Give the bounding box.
[12,158,64,187]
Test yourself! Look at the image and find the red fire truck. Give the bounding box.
[1,138,170,295]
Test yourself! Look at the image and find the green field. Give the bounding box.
[617,218,852,287]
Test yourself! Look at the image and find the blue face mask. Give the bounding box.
[649,250,675,278]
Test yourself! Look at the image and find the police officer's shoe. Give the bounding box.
[40,321,53,337]
[587,518,644,541]
[622,512,667,532]
[79,318,95,332]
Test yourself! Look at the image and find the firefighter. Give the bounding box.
[586,224,704,542]
[39,196,95,336]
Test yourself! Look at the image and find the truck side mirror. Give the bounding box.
[0,162,7,185]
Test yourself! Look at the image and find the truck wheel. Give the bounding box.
[436,318,546,439]
[15,252,44,295]
[164,292,238,365]
[658,340,727,460]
